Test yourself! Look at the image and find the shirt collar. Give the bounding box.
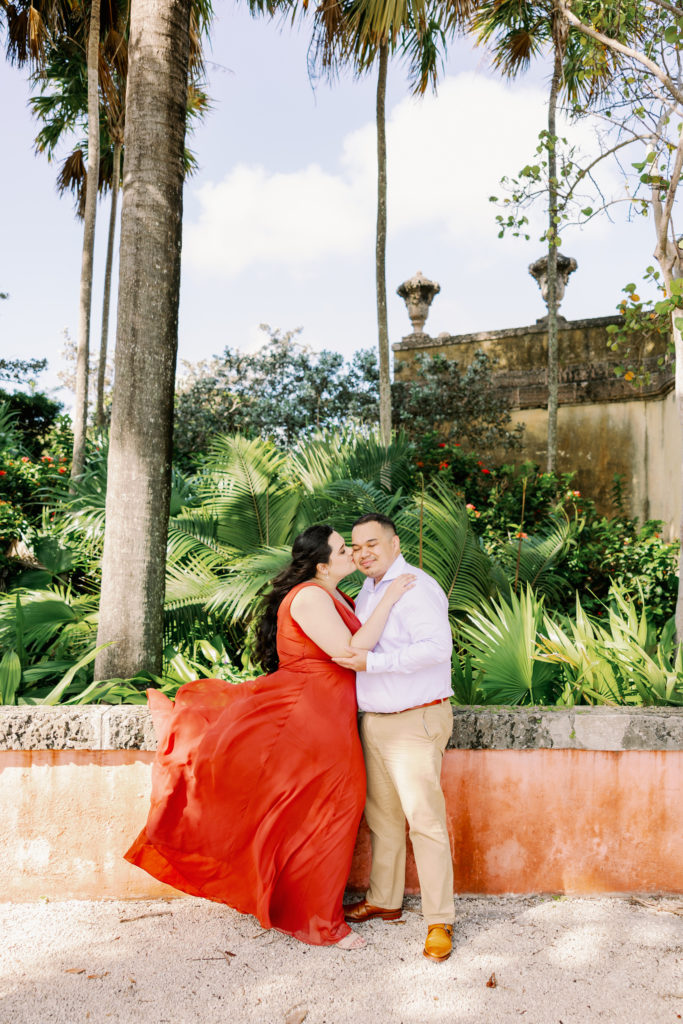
[360,553,408,592]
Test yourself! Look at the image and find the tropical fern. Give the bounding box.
[495,512,576,604]
[460,586,559,704]
[396,477,493,615]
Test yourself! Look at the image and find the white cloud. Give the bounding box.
[183,70,633,281]
[184,162,372,275]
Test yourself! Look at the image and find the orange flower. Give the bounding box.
[515,531,528,539]
[624,371,635,382]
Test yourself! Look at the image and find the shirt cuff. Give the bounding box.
[365,651,388,673]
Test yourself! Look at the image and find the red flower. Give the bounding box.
[437,442,446,448]
[59,456,67,463]
[21,456,29,463]
[454,443,460,447]
[416,461,424,467]
[481,468,491,475]
[438,461,449,470]
[476,460,483,466]
[58,467,67,475]
[0,470,5,476]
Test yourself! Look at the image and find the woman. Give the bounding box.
[124,524,414,949]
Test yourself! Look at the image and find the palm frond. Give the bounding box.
[460,586,559,705]
[396,477,492,614]
[197,434,300,549]
[203,547,292,624]
[496,512,576,604]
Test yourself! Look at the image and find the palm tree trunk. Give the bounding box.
[94,0,192,680]
[96,137,122,428]
[376,41,391,446]
[546,36,562,475]
[71,0,101,482]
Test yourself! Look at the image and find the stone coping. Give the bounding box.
[1,705,682,752]
[392,314,625,351]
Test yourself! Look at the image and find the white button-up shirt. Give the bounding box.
[354,553,453,713]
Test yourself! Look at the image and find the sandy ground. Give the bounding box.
[1,894,682,1024]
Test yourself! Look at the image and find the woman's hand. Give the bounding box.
[384,573,416,605]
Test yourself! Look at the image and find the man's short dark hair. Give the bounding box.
[352,513,397,535]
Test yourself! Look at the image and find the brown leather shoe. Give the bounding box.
[423,923,453,962]
[343,899,402,923]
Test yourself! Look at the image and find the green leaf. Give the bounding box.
[581,207,593,217]
[0,650,22,705]
[35,643,113,706]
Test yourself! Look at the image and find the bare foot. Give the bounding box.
[335,930,366,950]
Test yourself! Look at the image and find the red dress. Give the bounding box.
[124,582,366,945]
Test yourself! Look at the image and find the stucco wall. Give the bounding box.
[393,316,680,532]
[507,393,680,534]
[2,706,682,900]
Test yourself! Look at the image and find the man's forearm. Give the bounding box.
[366,634,452,675]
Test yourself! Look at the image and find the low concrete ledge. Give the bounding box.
[450,706,683,751]
[1,704,682,752]
[0,706,157,751]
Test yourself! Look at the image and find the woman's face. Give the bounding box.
[322,530,355,581]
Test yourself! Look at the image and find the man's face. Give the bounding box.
[351,521,401,581]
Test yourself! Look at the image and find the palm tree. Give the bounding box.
[2,0,109,477]
[246,0,473,445]
[30,10,208,429]
[93,0,212,681]
[473,0,615,472]
[309,0,474,445]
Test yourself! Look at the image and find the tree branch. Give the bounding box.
[559,1,683,105]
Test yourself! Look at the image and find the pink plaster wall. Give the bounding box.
[348,749,683,894]
[2,747,682,901]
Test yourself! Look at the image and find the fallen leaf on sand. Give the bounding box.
[486,972,497,988]
[87,972,110,980]
[65,968,85,975]
[630,897,683,917]
[284,1005,308,1024]
[119,911,173,923]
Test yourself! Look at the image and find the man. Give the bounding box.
[334,513,455,962]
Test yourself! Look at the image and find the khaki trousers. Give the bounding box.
[360,701,454,925]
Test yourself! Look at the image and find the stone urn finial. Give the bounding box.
[528,253,578,311]
[397,271,441,334]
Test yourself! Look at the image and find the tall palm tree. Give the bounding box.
[94,0,212,681]
[3,0,110,476]
[308,0,475,445]
[30,9,208,428]
[474,0,615,472]
[246,0,473,445]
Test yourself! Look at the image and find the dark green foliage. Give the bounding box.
[392,350,525,452]
[0,389,62,457]
[173,327,380,463]
[0,360,48,384]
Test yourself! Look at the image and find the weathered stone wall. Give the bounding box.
[2,706,682,899]
[393,315,680,533]
[3,704,683,752]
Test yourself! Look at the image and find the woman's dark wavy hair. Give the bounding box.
[252,524,334,674]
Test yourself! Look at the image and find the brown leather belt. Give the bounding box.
[385,697,450,715]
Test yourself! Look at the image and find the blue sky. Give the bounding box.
[1,4,654,408]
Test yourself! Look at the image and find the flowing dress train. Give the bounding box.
[124,581,366,945]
